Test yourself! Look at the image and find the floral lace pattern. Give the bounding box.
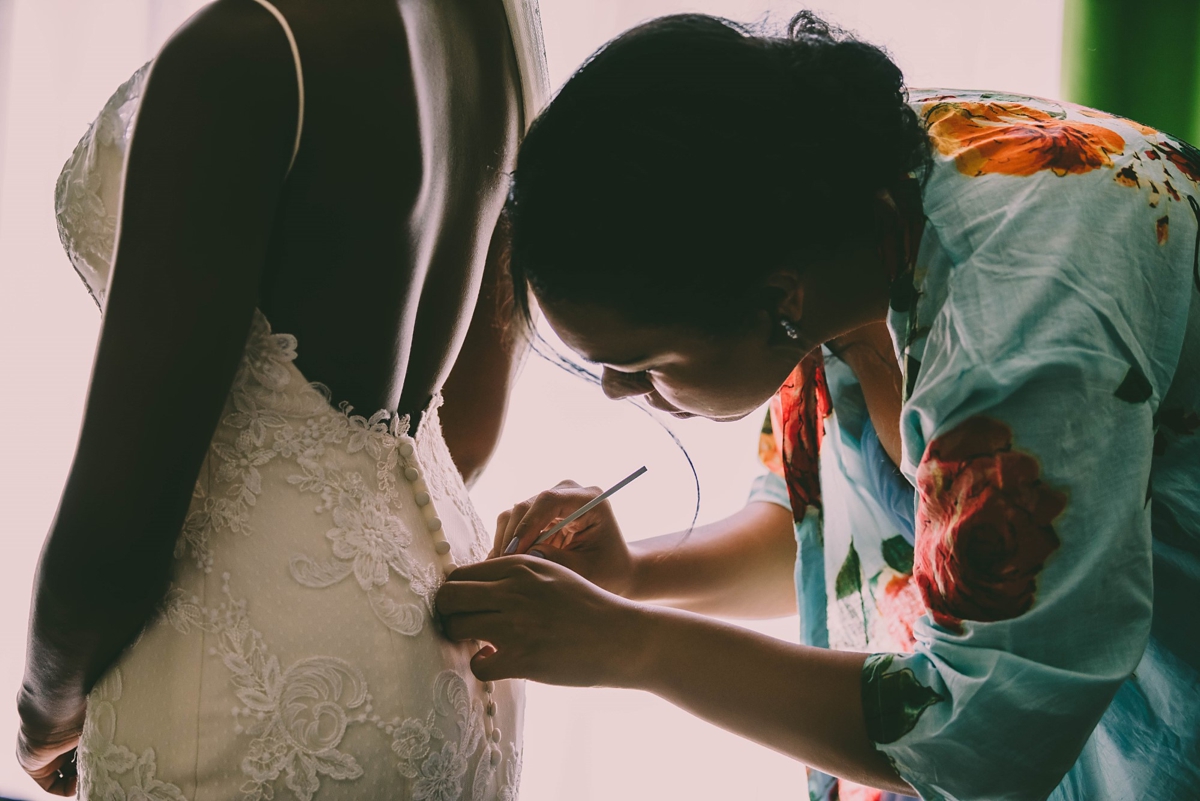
[170,312,450,636]
[155,579,518,801]
[78,670,188,801]
[165,581,368,801]
[54,62,150,306]
[77,311,521,799]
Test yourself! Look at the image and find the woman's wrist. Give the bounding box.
[602,599,665,690]
[605,602,712,696]
[16,684,87,739]
[624,542,662,602]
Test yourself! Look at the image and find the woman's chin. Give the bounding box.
[707,410,754,422]
[675,409,753,423]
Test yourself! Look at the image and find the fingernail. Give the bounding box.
[503,538,519,555]
[529,549,545,559]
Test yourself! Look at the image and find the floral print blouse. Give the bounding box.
[750,90,1200,801]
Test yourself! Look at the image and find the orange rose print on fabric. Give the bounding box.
[1077,106,1159,137]
[758,410,785,479]
[923,100,1125,178]
[914,417,1067,633]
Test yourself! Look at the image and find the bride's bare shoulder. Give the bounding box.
[149,0,303,103]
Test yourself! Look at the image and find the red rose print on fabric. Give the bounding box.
[838,780,884,801]
[767,352,832,522]
[914,417,1067,633]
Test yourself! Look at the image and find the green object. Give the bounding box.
[834,541,862,600]
[861,653,945,744]
[1114,363,1154,404]
[1063,0,1200,143]
[882,535,916,575]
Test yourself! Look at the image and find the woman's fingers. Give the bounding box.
[524,543,576,571]
[498,500,531,556]
[22,746,78,796]
[494,480,588,557]
[441,611,501,643]
[435,580,504,616]
[45,762,77,797]
[471,645,517,683]
[508,482,603,555]
[491,510,511,558]
[446,554,530,583]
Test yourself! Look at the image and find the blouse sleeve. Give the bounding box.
[747,471,791,511]
[863,344,1157,800]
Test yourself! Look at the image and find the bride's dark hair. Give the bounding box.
[507,11,930,329]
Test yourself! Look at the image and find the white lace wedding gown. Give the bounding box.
[53,2,548,799]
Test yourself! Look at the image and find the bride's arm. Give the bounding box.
[439,212,529,486]
[18,4,298,793]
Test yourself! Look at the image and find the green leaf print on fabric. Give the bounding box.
[882,535,915,575]
[861,653,945,745]
[1114,363,1154,403]
[835,541,863,600]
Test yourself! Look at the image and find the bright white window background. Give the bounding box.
[0,1,1061,799]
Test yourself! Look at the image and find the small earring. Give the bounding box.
[780,319,800,340]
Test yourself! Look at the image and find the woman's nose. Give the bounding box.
[601,367,653,401]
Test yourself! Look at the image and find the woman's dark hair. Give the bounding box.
[507,11,930,330]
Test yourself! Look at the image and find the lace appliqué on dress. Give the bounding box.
[55,62,151,306]
[154,585,516,801]
[80,311,519,800]
[78,670,189,801]
[183,310,478,636]
[413,398,490,565]
[165,579,368,801]
[165,311,431,635]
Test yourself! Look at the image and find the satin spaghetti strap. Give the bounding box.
[248,0,305,174]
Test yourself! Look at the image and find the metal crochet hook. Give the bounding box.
[504,466,648,552]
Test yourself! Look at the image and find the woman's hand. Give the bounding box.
[490,480,638,598]
[436,555,911,794]
[16,698,85,797]
[435,556,648,687]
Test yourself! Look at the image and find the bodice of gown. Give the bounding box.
[52,3,550,799]
[73,314,525,801]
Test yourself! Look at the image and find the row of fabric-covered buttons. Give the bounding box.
[398,435,501,764]
[398,438,456,576]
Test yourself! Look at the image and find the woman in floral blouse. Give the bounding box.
[435,12,1200,800]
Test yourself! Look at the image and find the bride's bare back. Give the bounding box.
[255,0,522,417]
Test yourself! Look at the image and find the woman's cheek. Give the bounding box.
[653,374,768,420]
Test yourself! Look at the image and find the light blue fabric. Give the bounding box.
[868,91,1200,801]
[860,418,917,544]
[748,353,921,801]
[751,473,830,651]
[751,90,1200,800]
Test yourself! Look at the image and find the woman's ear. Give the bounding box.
[761,269,805,327]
